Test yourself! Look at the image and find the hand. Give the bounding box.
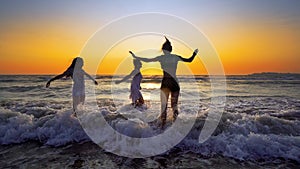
[129,51,136,58]
[193,49,199,55]
[94,81,98,85]
[46,81,51,88]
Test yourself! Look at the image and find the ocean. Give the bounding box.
[0,73,299,168]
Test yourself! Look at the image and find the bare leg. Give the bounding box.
[171,91,180,122]
[160,88,170,128]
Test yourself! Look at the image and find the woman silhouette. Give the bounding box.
[131,37,198,128]
[46,57,98,115]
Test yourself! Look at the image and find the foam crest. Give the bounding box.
[0,108,89,146]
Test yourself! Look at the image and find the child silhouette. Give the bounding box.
[116,53,144,107]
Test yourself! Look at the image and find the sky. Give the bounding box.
[0,0,299,75]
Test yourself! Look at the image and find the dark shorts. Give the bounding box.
[161,77,180,92]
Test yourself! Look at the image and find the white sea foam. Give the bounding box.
[0,107,89,146]
[183,110,300,162]
[1,101,299,162]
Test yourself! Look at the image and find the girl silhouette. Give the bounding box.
[116,55,144,107]
[46,57,98,115]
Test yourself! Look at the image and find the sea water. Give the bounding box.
[0,73,299,168]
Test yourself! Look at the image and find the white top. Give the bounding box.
[72,68,85,97]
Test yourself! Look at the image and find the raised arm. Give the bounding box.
[179,49,198,62]
[84,71,98,85]
[129,51,160,62]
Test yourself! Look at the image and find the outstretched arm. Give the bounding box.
[46,73,66,88]
[115,69,136,84]
[84,71,98,85]
[180,49,198,62]
[129,51,160,62]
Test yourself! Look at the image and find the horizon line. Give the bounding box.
[0,72,300,76]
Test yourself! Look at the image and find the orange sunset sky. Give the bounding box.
[0,0,299,75]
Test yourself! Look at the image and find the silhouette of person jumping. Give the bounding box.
[46,57,98,115]
[116,56,144,107]
[131,37,198,128]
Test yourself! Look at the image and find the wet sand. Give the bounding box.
[0,141,298,169]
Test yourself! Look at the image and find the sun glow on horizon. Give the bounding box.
[0,1,299,75]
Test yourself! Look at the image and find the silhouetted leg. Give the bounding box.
[73,96,79,116]
[160,88,169,128]
[73,95,85,117]
[138,97,145,105]
[134,97,144,107]
[171,90,179,122]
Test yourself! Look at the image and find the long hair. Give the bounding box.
[65,57,83,78]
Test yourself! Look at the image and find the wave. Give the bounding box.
[179,110,300,163]
[0,108,89,146]
[0,101,299,162]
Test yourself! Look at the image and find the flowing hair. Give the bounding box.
[65,57,83,78]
